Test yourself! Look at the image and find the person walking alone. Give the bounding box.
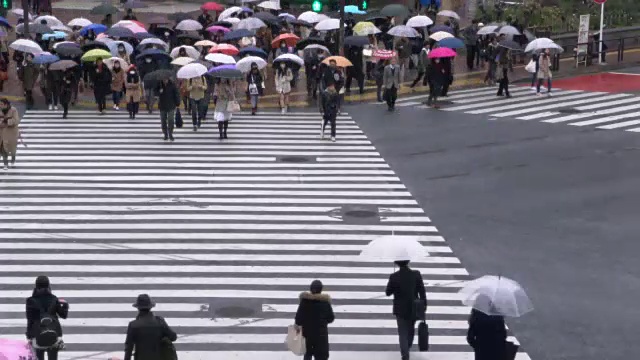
[25,276,69,360]
[383,57,401,111]
[213,79,235,139]
[275,62,293,114]
[385,260,427,360]
[92,58,112,114]
[187,75,208,131]
[125,66,143,119]
[156,78,180,141]
[466,295,507,360]
[111,60,125,110]
[536,49,552,96]
[320,81,339,142]
[246,63,264,115]
[60,70,74,119]
[0,98,20,170]
[124,294,177,360]
[294,280,335,360]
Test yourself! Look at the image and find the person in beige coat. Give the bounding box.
[111,60,126,110]
[275,62,293,114]
[536,49,553,96]
[124,66,144,119]
[0,98,20,170]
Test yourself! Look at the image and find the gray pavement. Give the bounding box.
[350,98,640,360]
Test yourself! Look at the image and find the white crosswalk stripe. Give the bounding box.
[0,110,532,360]
[387,86,640,133]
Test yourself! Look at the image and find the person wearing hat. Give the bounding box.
[26,275,69,360]
[124,294,177,360]
[294,280,335,360]
[385,261,427,360]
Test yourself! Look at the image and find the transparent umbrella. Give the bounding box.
[359,235,430,262]
[458,275,533,317]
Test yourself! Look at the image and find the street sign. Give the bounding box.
[577,14,590,54]
[594,0,606,4]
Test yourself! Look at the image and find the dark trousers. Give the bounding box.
[410,71,427,87]
[466,45,477,70]
[1,148,15,167]
[396,317,416,360]
[345,67,364,93]
[35,349,58,360]
[217,120,229,138]
[497,71,510,96]
[95,90,107,112]
[189,98,204,127]
[25,90,34,109]
[376,84,383,102]
[322,114,336,137]
[160,109,175,138]
[441,76,450,96]
[303,334,329,360]
[61,102,69,118]
[385,86,397,110]
[427,80,441,105]
[127,101,139,118]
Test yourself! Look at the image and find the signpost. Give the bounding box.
[594,0,607,64]
[577,14,590,58]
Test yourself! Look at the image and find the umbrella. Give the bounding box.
[143,69,175,88]
[273,53,304,68]
[458,275,533,317]
[365,14,387,24]
[344,36,369,47]
[237,17,266,31]
[16,22,53,34]
[430,24,453,34]
[257,0,280,10]
[296,37,325,50]
[82,41,111,52]
[168,12,192,22]
[201,2,224,12]
[104,56,129,70]
[499,40,522,51]
[438,37,464,49]
[68,18,92,28]
[34,15,64,28]
[477,25,500,35]
[208,64,243,79]
[218,6,242,21]
[238,46,268,59]
[359,236,429,262]
[298,11,327,24]
[107,40,134,56]
[9,39,42,54]
[210,43,239,56]
[171,56,195,66]
[205,53,236,64]
[344,5,366,15]
[54,44,83,57]
[224,18,241,26]
[272,33,299,48]
[0,16,10,28]
[113,20,143,29]
[90,3,119,15]
[303,44,330,54]
[195,40,217,48]
[430,31,453,41]
[223,29,254,42]
[105,27,134,38]
[254,12,280,24]
[49,60,78,71]
[53,41,78,50]
[42,31,67,41]
[177,33,202,43]
[437,10,460,20]
[278,13,296,22]
[353,22,380,36]
[525,38,563,53]
[388,25,420,38]
[288,19,312,28]
[177,62,208,79]
[10,9,33,20]
[33,52,59,64]
[79,23,107,36]
[148,16,170,25]
[428,47,457,58]
[170,45,199,59]
[236,56,267,73]
[135,32,157,41]
[140,38,169,51]
[381,4,409,18]
[497,25,520,36]
[322,55,352,67]
[176,19,203,32]
[373,49,396,59]
[136,48,171,62]
[124,0,148,9]
[315,18,340,31]
[407,15,433,28]
[207,25,231,34]
[81,49,112,62]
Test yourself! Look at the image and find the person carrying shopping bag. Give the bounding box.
[213,79,237,139]
[187,75,208,131]
[294,280,335,360]
[275,62,294,114]
[536,49,552,96]
[247,63,264,115]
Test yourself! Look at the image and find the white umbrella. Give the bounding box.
[236,56,267,73]
[218,6,242,21]
[237,17,266,31]
[298,11,328,24]
[354,25,381,36]
[279,13,296,21]
[68,18,92,27]
[170,45,200,59]
[171,56,195,66]
[274,53,304,66]
[205,53,236,64]
[437,10,460,20]
[525,38,563,53]
[140,38,169,51]
[359,236,430,262]
[315,18,340,31]
[459,275,533,318]
[304,44,330,54]
[406,15,433,28]
[52,41,76,49]
[257,0,280,10]
[106,40,134,56]
[387,25,420,38]
[176,19,203,32]
[103,57,129,70]
[430,31,454,41]
[195,40,217,48]
[11,9,33,20]
[9,39,42,54]
[225,18,241,27]
[177,62,208,79]
[497,25,520,36]
[477,25,500,35]
[112,20,139,29]
[35,15,63,27]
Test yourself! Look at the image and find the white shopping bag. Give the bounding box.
[286,325,306,356]
[525,60,536,73]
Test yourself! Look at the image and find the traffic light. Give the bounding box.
[359,0,368,10]
[312,0,323,12]
[1,0,12,9]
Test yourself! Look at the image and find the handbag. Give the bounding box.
[505,341,518,360]
[248,83,259,95]
[175,108,183,128]
[417,320,429,352]
[286,324,306,356]
[226,100,241,113]
[159,338,178,360]
[525,59,536,73]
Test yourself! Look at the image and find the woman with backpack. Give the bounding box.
[26,275,69,360]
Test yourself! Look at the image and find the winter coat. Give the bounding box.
[246,72,264,96]
[416,48,430,73]
[22,62,38,91]
[139,61,158,87]
[294,291,335,338]
[321,88,339,119]
[25,288,68,340]
[156,80,180,112]
[187,76,207,100]
[275,68,293,94]
[125,74,144,103]
[537,54,552,79]
[0,106,20,154]
[92,65,112,97]
[385,266,427,320]
[214,81,235,114]
[111,68,126,92]
[124,312,177,360]
[395,38,411,59]
[466,309,507,360]
[60,73,74,105]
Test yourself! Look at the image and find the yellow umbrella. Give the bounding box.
[322,56,353,67]
[81,49,112,62]
[353,21,380,36]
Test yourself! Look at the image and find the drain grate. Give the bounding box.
[344,209,378,218]
[558,108,582,114]
[328,205,381,224]
[214,306,257,318]
[278,156,314,163]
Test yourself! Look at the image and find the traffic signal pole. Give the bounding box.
[21,0,29,37]
[338,0,345,55]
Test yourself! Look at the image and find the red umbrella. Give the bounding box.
[130,20,145,28]
[271,33,300,49]
[209,43,239,56]
[201,2,224,12]
[428,47,457,58]
[373,49,396,60]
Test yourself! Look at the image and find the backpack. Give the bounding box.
[34,301,61,349]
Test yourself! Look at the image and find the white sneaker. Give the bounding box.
[48,105,53,110]
[547,92,553,97]
[115,106,120,111]
[331,137,336,142]
[2,166,7,171]
[320,128,325,139]
[113,104,117,110]
[9,162,15,168]
[54,106,58,110]
[530,86,536,91]
[281,108,285,114]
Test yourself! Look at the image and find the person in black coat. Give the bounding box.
[60,70,74,119]
[385,260,427,360]
[466,302,507,360]
[246,64,264,115]
[155,78,180,141]
[295,280,335,360]
[91,58,112,114]
[124,294,177,360]
[139,56,158,113]
[26,276,69,360]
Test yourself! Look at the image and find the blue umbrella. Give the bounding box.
[223,29,253,41]
[33,53,60,65]
[241,7,253,14]
[438,37,464,49]
[0,16,11,29]
[345,5,366,15]
[430,24,453,34]
[42,31,67,41]
[80,23,108,36]
[238,46,268,59]
[105,27,134,38]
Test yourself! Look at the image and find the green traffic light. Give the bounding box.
[1,0,8,8]
[312,0,323,12]
[361,0,368,10]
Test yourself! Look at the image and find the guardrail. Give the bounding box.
[549,35,640,71]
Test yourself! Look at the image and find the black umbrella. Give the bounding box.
[295,37,326,51]
[105,27,135,38]
[288,19,312,28]
[365,15,387,25]
[223,29,253,42]
[254,12,279,24]
[344,36,369,47]
[430,25,453,34]
[54,45,83,58]
[151,26,175,38]
[49,60,78,71]
[143,69,175,88]
[134,32,157,41]
[81,41,110,52]
[381,4,409,18]
[208,66,244,80]
[499,40,522,51]
[238,46,268,59]
[90,3,119,15]
[168,12,192,22]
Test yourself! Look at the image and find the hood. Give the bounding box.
[299,291,331,302]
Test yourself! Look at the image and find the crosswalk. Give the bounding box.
[0,110,531,360]
[389,86,640,133]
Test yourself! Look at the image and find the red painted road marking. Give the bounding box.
[546,72,640,93]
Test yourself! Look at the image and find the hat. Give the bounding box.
[35,275,50,289]
[132,294,155,310]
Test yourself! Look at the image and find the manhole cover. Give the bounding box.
[558,108,582,114]
[214,306,256,317]
[278,156,313,163]
[344,210,377,218]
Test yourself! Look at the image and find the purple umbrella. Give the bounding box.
[207,25,231,33]
[208,64,243,79]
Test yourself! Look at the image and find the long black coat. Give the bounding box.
[295,292,335,338]
[92,65,112,98]
[466,309,507,360]
[156,81,180,112]
[124,312,177,360]
[25,288,68,339]
[385,267,427,320]
[60,72,74,105]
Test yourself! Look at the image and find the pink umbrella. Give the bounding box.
[128,25,147,34]
[207,25,231,33]
[428,47,457,58]
[209,43,239,56]
[0,339,36,360]
[96,33,109,40]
